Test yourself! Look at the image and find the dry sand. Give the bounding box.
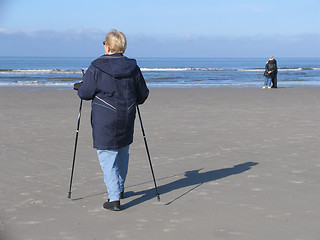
[0,87,319,240]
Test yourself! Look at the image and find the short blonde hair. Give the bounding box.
[105,30,127,53]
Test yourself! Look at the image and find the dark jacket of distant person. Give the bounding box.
[264,58,278,78]
[78,53,149,150]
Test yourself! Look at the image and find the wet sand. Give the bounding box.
[0,87,319,240]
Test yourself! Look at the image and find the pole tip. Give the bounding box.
[157,194,160,202]
[68,192,71,199]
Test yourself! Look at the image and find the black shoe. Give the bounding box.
[103,200,120,211]
[107,191,124,202]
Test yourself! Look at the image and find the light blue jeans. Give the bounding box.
[264,77,271,87]
[97,145,129,202]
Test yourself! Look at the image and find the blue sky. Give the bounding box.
[0,0,319,57]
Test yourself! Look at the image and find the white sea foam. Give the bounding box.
[140,67,320,72]
[0,81,74,87]
[141,68,192,72]
[141,67,263,72]
[1,67,318,75]
[0,69,83,74]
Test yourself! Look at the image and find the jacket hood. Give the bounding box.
[92,53,138,78]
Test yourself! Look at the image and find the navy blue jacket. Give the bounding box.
[78,53,149,150]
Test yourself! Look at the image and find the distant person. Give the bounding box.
[262,70,272,89]
[74,30,149,211]
[263,56,278,88]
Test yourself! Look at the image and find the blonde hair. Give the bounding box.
[105,30,127,53]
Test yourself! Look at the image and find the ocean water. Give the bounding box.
[0,56,319,88]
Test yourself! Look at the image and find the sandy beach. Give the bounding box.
[0,87,320,240]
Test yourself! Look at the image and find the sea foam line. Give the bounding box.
[0,67,318,75]
[140,67,320,72]
[0,69,83,74]
[140,67,263,72]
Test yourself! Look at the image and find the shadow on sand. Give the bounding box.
[122,161,258,209]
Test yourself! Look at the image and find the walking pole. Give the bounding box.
[68,70,85,198]
[136,105,160,201]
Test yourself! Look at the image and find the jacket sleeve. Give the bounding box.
[265,61,269,71]
[135,67,149,105]
[272,60,278,73]
[78,65,98,100]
